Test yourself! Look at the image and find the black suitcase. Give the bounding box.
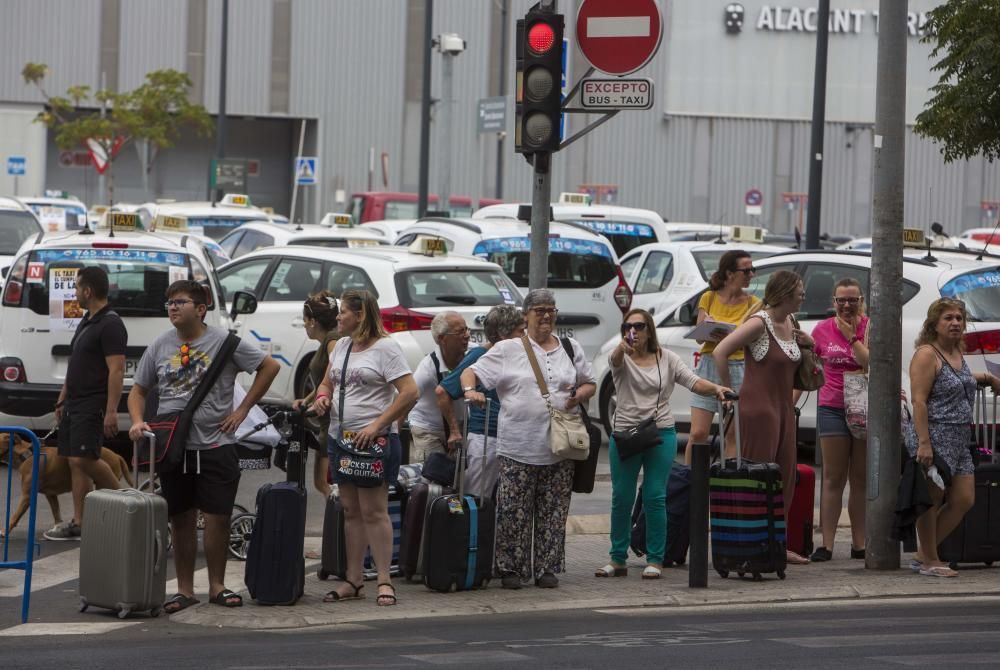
[630,463,692,566]
[318,486,405,581]
[399,480,447,580]
[422,400,495,592]
[709,397,787,581]
[245,409,308,605]
[938,388,1000,566]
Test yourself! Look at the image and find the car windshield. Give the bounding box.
[395,270,522,308]
[691,249,781,280]
[21,248,195,317]
[291,237,384,249]
[186,217,262,240]
[563,220,656,257]
[0,211,42,255]
[940,269,1000,322]
[472,236,617,288]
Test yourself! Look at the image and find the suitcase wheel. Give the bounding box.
[118,608,131,620]
[987,561,994,567]
[716,569,729,579]
[79,598,88,613]
[777,570,786,580]
[950,562,959,571]
[317,568,330,581]
[737,571,745,578]
[752,573,763,582]
[150,607,162,618]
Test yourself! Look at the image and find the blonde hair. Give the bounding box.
[915,297,967,349]
[744,270,802,322]
[340,289,387,342]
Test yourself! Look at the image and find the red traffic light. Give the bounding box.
[527,22,556,54]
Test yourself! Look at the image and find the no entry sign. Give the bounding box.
[576,0,663,76]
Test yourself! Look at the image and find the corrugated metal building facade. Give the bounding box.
[0,0,995,237]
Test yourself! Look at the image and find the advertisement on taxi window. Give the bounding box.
[49,268,82,332]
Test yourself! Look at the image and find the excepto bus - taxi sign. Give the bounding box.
[580,78,654,110]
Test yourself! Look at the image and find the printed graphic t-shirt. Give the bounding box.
[812,316,869,409]
[326,336,412,438]
[134,326,266,450]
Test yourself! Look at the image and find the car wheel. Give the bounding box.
[598,380,616,437]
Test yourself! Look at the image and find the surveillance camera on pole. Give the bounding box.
[436,33,466,55]
[436,33,466,215]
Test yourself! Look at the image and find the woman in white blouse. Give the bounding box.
[461,289,596,589]
[597,308,731,580]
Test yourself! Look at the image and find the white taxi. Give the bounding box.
[215,239,522,406]
[218,217,385,260]
[392,216,631,361]
[0,213,254,431]
[0,197,44,277]
[359,218,419,244]
[474,200,670,258]
[619,228,790,317]
[589,245,1000,441]
[135,194,278,241]
[18,194,89,232]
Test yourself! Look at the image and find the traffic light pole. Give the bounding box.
[417,0,434,218]
[804,0,829,250]
[528,152,551,291]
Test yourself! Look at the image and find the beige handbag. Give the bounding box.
[521,335,591,461]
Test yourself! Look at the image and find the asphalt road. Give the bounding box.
[2,596,998,669]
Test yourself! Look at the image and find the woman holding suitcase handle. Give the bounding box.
[906,298,1000,577]
[311,290,418,605]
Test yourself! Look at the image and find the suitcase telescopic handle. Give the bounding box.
[721,392,741,469]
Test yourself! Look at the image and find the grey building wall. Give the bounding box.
[0,0,996,238]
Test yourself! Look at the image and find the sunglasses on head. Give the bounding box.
[621,322,647,333]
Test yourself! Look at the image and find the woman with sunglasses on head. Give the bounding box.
[808,278,869,562]
[461,289,596,589]
[906,298,1000,577]
[291,291,340,500]
[597,309,731,580]
[686,250,760,464]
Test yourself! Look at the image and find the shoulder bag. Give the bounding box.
[610,350,663,460]
[559,338,604,493]
[790,315,825,391]
[843,320,870,439]
[522,336,590,461]
[330,340,388,487]
[141,332,241,474]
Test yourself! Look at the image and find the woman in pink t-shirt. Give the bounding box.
[809,278,870,562]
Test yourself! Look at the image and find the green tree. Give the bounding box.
[914,1,1000,162]
[22,63,212,204]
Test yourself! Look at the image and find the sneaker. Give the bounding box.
[43,520,81,541]
[500,574,522,590]
[810,547,833,562]
[535,572,559,588]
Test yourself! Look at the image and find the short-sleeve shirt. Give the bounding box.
[440,347,500,438]
[326,337,411,438]
[697,291,760,360]
[812,316,868,409]
[408,347,462,432]
[134,326,266,450]
[611,347,700,430]
[65,305,128,412]
[471,336,595,466]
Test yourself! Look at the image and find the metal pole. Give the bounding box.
[213,0,229,202]
[494,0,508,199]
[804,0,830,250]
[689,441,711,588]
[439,51,454,214]
[417,0,433,217]
[866,0,907,571]
[98,70,107,204]
[528,153,551,290]
[289,119,306,221]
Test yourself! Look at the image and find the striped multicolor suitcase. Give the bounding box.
[709,398,787,581]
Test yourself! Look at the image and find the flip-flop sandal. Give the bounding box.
[919,565,958,578]
[376,582,397,607]
[324,580,365,603]
[909,559,923,573]
[163,593,200,614]
[595,564,628,577]
[641,565,662,580]
[209,589,243,607]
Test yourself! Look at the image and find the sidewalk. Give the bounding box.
[171,527,1000,630]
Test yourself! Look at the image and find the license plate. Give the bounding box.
[125,358,141,378]
[469,329,486,345]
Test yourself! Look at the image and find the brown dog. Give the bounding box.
[0,436,134,536]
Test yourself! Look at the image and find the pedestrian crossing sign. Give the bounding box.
[295,156,318,186]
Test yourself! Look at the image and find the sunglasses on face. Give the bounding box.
[621,322,648,333]
[735,267,756,274]
[835,297,861,305]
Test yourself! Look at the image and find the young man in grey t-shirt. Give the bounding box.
[127,280,279,613]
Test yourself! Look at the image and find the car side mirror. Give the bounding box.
[678,302,696,326]
[229,290,258,320]
[1,266,8,279]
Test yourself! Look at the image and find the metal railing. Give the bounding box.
[1,427,42,624]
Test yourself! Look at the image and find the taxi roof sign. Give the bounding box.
[903,228,926,248]
[220,193,251,207]
[408,236,448,256]
[559,192,592,206]
[319,212,355,227]
[102,212,140,231]
[153,214,189,232]
[730,225,765,244]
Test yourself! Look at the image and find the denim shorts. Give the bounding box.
[690,355,745,414]
[328,432,402,487]
[817,405,851,437]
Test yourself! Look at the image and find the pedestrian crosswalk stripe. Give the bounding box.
[0,547,79,598]
[0,622,141,636]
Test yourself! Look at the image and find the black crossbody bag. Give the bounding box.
[140,332,241,474]
[330,341,388,487]
[611,350,663,460]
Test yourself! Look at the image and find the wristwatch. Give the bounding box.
[462,386,476,393]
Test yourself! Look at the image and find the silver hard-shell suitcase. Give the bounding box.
[79,431,168,618]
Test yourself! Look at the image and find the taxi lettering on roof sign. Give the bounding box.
[332,214,353,227]
[109,212,139,231]
[409,236,447,256]
[221,193,250,207]
[155,215,188,232]
[559,192,591,205]
[903,228,926,248]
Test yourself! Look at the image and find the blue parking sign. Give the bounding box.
[7,156,26,176]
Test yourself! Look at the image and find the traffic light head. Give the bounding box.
[515,11,564,155]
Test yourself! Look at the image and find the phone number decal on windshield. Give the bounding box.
[472,237,612,259]
[940,271,1000,297]
[570,221,654,237]
[36,249,188,266]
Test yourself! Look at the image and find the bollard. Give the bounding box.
[689,440,712,588]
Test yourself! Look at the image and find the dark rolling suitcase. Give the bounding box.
[709,397,787,581]
[400,479,447,580]
[422,399,495,592]
[245,410,308,605]
[786,464,816,558]
[938,388,1000,567]
[79,432,168,618]
[630,463,692,566]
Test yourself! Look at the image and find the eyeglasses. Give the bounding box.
[530,307,558,317]
[735,267,756,274]
[834,297,862,305]
[445,327,470,337]
[164,299,196,309]
[621,322,648,333]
